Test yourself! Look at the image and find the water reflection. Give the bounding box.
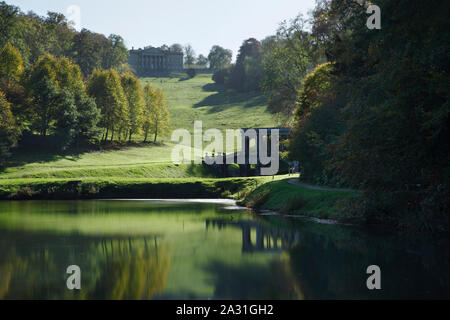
[207,219,301,253]
[0,233,172,300]
[0,200,449,300]
[206,216,450,299]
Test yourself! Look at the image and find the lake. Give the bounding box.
[0,200,449,300]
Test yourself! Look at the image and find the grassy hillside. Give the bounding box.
[0,74,277,182]
[141,73,278,132]
[0,143,215,180]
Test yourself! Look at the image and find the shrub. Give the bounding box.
[186,68,197,78]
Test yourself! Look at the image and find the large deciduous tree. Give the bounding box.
[27,54,100,148]
[196,54,209,68]
[230,38,263,92]
[289,62,344,184]
[208,45,232,71]
[0,42,28,127]
[142,83,170,143]
[87,69,128,141]
[121,73,144,142]
[183,44,196,68]
[0,91,20,165]
[261,14,318,115]
[0,42,24,82]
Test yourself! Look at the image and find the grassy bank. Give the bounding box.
[241,178,362,222]
[0,177,274,200]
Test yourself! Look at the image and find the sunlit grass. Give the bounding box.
[142,74,277,132]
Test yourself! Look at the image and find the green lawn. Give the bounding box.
[141,73,277,132]
[0,143,214,179]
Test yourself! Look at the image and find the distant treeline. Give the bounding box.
[211,16,323,116]
[0,1,129,76]
[0,2,170,164]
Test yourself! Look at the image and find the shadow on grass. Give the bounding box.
[1,140,167,171]
[193,83,267,114]
[178,76,192,82]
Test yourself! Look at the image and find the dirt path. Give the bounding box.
[287,179,354,192]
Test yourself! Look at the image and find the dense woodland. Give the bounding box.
[212,0,449,229]
[288,0,448,230]
[0,0,448,229]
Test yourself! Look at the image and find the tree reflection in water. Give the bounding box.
[205,217,450,300]
[0,201,449,300]
[0,233,172,300]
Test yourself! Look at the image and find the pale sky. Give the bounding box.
[8,0,316,58]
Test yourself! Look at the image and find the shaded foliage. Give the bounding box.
[288,0,450,230]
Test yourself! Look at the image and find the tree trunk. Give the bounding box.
[154,124,158,143]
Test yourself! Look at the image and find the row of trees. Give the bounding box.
[0,44,169,165]
[87,69,170,144]
[183,44,233,70]
[155,42,234,71]
[212,15,321,108]
[212,39,264,92]
[0,1,129,76]
[288,0,449,229]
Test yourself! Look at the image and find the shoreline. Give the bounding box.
[0,177,263,201]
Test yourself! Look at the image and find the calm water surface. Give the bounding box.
[0,200,449,300]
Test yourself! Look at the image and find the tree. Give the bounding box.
[0,91,20,165]
[29,76,60,137]
[208,45,232,71]
[289,63,344,184]
[183,44,196,68]
[71,29,103,77]
[196,54,208,68]
[102,34,129,72]
[170,43,183,53]
[0,42,24,82]
[0,2,20,48]
[212,67,232,85]
[52,88,78,150]
[142,83,170,143]
[28,54,84,138]
[71,29,128,77]
[186,68,197,79]
[29,54,84,95]
[242,56,264,91]
[0,42,27,126]
[229,38,263,92]
[121,73,144,142]
[142,83,156,143]
[73,91,101,147]
[299,0,450,228]
[87,69,128,141]
[261,14,318,115]
[27,53,99,149]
